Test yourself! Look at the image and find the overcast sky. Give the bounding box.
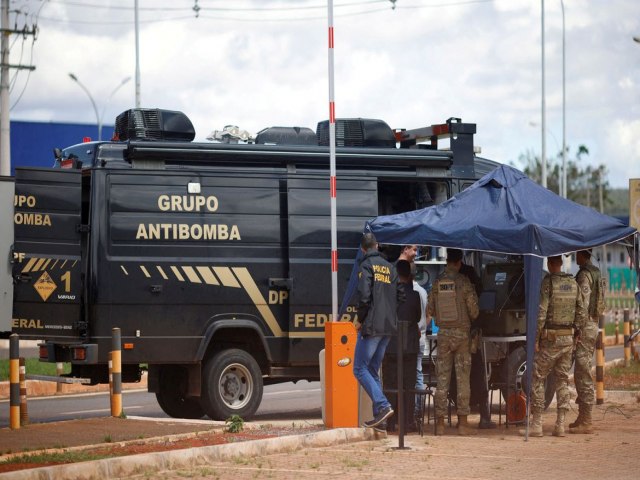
[7,0,640,188]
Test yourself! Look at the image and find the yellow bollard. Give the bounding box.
[110,328,122,417]
[9,334,20,430]
[19,358,29,426]
[56,362,64,394]
[595,315,605,405]
[614,318,619,345]
[623,309,630,368]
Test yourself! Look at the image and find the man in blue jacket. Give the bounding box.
[353,233,405,428]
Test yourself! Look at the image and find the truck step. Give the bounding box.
[25,374,92,384]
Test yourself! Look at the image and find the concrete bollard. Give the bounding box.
[19,358,29,426]
[595,315,605,405]
[614,317,619,345]
[56,362,64,393]
[110,328,122,417]
[9,334,20,430]
[623,309,630,367]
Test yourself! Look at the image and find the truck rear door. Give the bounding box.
[12,168,84,341]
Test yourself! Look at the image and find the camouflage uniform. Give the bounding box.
[427,266,479,418]
[531,272,587,414]
[573,260,602,407]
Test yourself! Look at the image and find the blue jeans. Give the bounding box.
[353,333,391,416]
[415,338,426,415]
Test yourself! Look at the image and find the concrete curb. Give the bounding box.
[1,427,374,480]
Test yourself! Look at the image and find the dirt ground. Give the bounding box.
[146,402,640,480]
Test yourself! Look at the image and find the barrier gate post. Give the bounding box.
[324,321,358,428]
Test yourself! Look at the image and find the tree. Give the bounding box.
[511,145,612,212]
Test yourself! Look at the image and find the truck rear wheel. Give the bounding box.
[502,346,554,411]
[201,348,263,420]
[155,365,205,419]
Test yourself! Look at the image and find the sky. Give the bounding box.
[6,0,640,188]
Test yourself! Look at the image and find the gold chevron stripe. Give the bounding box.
[196,266,219,285]
[213,267,240,288]
[22,257,37,273]
[42,258,53,270]
[182,266,201,283]
[140,266,151,278]
[157,266,168,280]
[32,258,46,272]
[120,265,129,276]
[233,267,283,337]
[170,266,185,282]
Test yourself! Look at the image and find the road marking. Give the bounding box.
[62,406,143,415]
[264,388,320,396]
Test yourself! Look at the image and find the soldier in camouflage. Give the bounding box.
[570,249,603,434]
[426,248,479,436]
[520,255,587,438]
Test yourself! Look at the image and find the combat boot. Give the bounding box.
[569,404,594,434]
[569,403,584,428]
[478,399,497,429]
[435,416,446,436]
[552,410,566,437]
[457,415,477,436]
[519,410,543,437]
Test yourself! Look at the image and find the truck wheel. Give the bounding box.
[201,349,263,421]
[502,346,555,410]
[155,365,205,419]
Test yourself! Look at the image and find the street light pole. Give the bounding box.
[68,73,99,140]
[561,0,567,198]
[541,0,547,188]
[69,73,130,141]
[100,76,131,141]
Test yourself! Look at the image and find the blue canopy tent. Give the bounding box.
[343,164,636,436]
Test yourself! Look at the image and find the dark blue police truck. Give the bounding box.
[11,108,502,420]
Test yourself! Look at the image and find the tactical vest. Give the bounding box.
[435,270,470,328]
[547,273,578,326]
[578,264,605,317]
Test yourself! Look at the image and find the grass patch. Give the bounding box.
[0,450,111,466]
[604,360,640,390]
[0,358,71,381]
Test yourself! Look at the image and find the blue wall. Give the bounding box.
[10,120,114,173]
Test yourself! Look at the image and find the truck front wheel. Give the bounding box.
[155,365,205,419]
[502,346,555,410]
[201,349,263,420]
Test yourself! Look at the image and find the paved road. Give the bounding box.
[0,380,321,428]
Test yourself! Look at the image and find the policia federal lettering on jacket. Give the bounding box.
[353,233,405,429]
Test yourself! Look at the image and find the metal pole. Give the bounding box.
[0,0,10,176]
[69,73,100,140]
[111,327,122,416]
[595,315,605,405]
[19,357,29,425]
[561,0,567,198]
[100,76,131,140]
[9,334,20,429]
[624,308,630,367]
[135,0,141,107]
[541,0,547,188]
[327,1,338,322]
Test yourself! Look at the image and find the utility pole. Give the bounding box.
[134,0,141,107]
[0,0,36,176]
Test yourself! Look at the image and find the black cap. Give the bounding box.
[447,248,463,262]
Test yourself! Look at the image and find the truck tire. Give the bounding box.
[155,365,205,419]
[201,348,263,421]
[502,346,554,410]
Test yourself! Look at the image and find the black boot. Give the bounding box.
[478,398,497,429]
